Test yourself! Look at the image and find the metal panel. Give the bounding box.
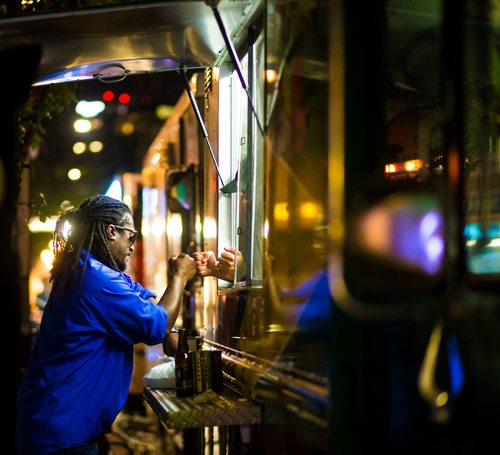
[144,387,261,429]
[0,1,260,85]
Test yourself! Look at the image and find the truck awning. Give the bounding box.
[0,0,261,85]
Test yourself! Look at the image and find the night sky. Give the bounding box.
[30,69,187,215]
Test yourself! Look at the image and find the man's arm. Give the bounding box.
[157,253,196,334]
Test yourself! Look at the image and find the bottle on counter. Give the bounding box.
[175,328,193,397]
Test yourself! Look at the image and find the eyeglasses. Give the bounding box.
[113,225,138,247]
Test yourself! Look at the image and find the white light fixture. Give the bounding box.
[105,177,122,201]
[75,100,105,118]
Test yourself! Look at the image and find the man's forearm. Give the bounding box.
[158,274,188,333]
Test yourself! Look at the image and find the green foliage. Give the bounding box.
[17,83,77,159]
[17,83,77,219]
[0,0,144,17]
[31,191,48,222]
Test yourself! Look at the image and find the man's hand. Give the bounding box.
[169,253,196,282]
[194,247,245,282]
[193,251,218,277]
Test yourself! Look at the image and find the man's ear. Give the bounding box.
[106,224,117,241]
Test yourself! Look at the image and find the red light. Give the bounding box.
[102,90,114,102]
[118,93,130,104]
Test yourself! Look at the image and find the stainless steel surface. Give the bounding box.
[144,387,261,429]
[204,339,329,428]
[191,350,223,393]
[0,1,261,85]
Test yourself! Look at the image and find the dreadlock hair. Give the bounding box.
[50,194,132,291]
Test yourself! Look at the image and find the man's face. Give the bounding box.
[108,213,137,272]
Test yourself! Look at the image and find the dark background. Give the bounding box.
[30,69,186,215]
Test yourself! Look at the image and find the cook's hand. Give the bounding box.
[169,253,196,281]
[217,247,245,281]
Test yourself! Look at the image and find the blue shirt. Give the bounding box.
[16,252,167,454]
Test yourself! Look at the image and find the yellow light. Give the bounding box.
[68,168,82,181]
[385,163,396,174]
[265,69,278,83]
[274,202,289,222]
[28,217,57,233]
[203,217,217,239]
[156,104,174,120]
[404,159,423,172]
[167,213,183,237]
[141,218,150,237]
[73,142,86,154]
[152,216,166,235]
[73,119,92,133]
[40,249,55,271]
[435,391,449,407]
[299,202,320,220]
[89,141,103,153]
[385,159,424,175]
[120,121,135,135]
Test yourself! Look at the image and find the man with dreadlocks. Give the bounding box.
[16,194,196,455]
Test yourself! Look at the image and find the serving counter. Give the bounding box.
[144,386,261,429]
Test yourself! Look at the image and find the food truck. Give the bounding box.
[4,1,500,453]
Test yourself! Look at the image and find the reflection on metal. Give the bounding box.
[94,63,130,83]
[179,67,224,187]
[418,320,446,411]
[210,3,265,136]
[205,339,329,429]
[339,186,446,321]
[384,158,424,176]
[418,320,465,423]
[0,1,262,85]
[144,387,261,429]
[355,192,445,276]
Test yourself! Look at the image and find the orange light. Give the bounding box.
[385,163,397,174]
[384,159,423,175]
[403,159,423,172]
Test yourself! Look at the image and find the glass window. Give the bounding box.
[341,1,446,299]
[464,1,500,278]
[217,32,265,287]
[142,185,167,294]
[217,58,248,286]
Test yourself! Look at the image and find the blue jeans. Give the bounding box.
[50,440,98,455]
